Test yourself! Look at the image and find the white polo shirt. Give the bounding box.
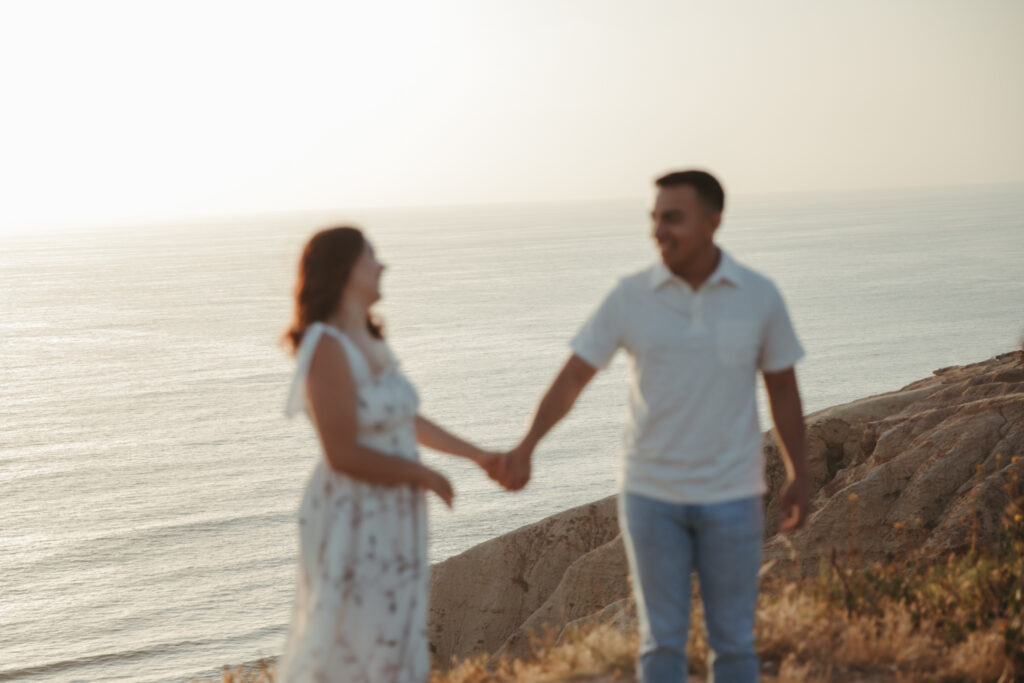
[571,249,804,505]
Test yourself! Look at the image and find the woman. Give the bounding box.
[278,226,499,682]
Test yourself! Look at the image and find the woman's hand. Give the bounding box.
[472,450,506,483]
[420,467,455,508]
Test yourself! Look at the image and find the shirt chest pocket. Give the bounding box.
[628,318,708,362]
[715,319,761,368]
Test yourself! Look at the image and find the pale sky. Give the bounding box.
[2,0,1023,232]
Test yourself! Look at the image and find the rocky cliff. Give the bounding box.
[428,351,1024,665]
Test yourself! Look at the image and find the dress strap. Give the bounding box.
[322,326,373,385]
[284,322,372,418]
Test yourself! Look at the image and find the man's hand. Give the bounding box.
[778,474,810,532]
[502,444,533,491]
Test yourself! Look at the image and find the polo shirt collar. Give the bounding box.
[709,249,744,287]
[649,263,674,289]
[649,248,744,290]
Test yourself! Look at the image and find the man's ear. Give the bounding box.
[709,210,723,231]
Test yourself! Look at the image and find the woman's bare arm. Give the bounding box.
[306,335,452,505]
[415,415,487,461]
[415,415,502,480]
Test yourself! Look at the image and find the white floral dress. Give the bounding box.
[279,322,429,683]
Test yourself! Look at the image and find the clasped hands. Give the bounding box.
[474,443,533,492]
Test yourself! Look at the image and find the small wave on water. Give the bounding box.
[0,641,208,682]
[5,510,294,576]
[0,622,286,682]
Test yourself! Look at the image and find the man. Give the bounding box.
[499,170,810,682]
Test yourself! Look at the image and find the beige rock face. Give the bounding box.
[428,351,1024,665]
[427,496,620,664]
[495,535,632,660]
[762,351,1024,571]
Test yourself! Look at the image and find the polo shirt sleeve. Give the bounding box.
[759,284,805,373]
[570,281,625,370]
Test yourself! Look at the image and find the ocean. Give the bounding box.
[1,185,1022,681]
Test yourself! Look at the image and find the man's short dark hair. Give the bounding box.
[655,170,725,213]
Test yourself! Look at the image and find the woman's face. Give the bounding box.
[346,241,385,304]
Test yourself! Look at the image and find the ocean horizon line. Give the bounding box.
[3,179,1022,238]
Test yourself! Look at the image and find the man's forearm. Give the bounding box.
[773,400,808,480]
[522,355,596,451]
[499,355,596,491]
[764,368,809,480]
[523,379,580,449]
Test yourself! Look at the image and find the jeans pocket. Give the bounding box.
[706,496,765,542]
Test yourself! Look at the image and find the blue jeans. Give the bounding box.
[620,492,764,683]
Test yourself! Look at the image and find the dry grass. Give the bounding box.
[215,659,275,682]
[752,582,1012,682]
[432,623,638,683]
[429,566,1017,683]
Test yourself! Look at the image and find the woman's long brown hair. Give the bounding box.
[283,226,383,355]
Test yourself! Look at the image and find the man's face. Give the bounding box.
[651,184,721,272]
